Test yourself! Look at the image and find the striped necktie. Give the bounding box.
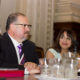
[17,44,25,64]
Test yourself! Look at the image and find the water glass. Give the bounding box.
[46,58,64,78]
[63,58,78,79]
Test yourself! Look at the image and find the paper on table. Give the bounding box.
[24,68,29,74]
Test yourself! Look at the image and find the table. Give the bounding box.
[2,74,80,80]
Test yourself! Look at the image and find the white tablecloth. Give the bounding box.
[24,74,80,80]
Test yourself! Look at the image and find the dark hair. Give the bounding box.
[6,12,25,31]
[53,29,76,52]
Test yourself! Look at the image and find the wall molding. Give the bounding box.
[54,0,80,23]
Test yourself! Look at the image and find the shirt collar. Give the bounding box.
[8,34,22,47]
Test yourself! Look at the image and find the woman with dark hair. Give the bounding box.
[46,28,76,59]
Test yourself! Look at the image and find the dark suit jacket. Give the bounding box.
[0,32,39,69]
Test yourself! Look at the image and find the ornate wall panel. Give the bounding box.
[26,0,55,52]
[16,0,27,14]
[0,0,16,33]
[54,0,80,23]
[0,0,1,7]
[0,0,27,33]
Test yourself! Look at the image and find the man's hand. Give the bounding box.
[24,62,40,74]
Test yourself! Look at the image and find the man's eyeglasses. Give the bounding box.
[14,24,32,28]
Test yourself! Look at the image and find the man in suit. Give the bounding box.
[0,12,40,74]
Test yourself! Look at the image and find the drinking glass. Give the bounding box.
[62,52,78,78]
[52,58,64,78]
[46,58,64,78]
[64,58,78,79]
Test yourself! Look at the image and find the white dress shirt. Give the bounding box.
[8,34,22,64]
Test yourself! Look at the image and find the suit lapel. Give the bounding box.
[3,33,18,63]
